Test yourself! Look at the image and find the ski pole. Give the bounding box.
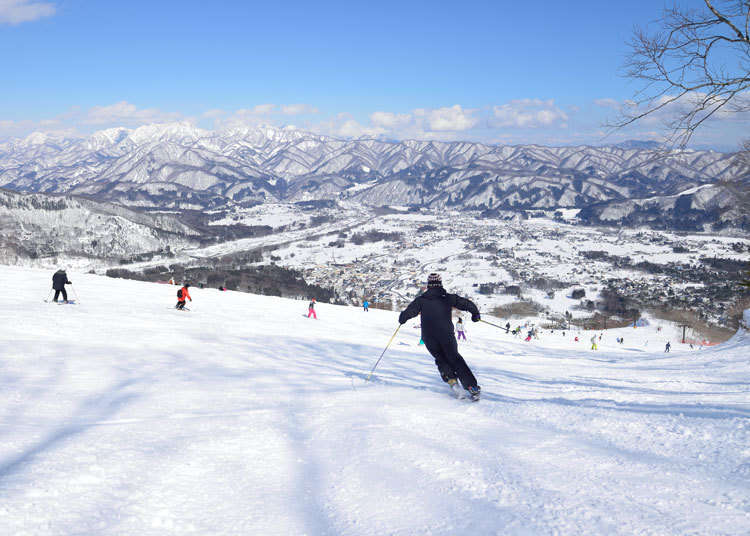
[70,284,80,303]
[480,318,507,331]
[366,324,401,382]
[44,288,53,302]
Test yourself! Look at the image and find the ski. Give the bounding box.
[448,380,466,400]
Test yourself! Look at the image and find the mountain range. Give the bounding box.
[0,122,747,231]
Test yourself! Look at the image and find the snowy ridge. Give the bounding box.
[0,189,199,264]
[0,123,746,218]
[1,265,748,534]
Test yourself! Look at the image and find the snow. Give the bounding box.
[677,184,714,196]
[1,265,749,535]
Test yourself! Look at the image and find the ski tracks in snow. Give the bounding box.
[0,265,748,535]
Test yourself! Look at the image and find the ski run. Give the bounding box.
[1,265,748,535]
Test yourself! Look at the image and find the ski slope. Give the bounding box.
[1,265,748,535]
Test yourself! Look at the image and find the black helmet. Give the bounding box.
[184,283,190,288]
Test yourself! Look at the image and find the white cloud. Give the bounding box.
[492,99,568,129]
[370,111,411,129]
[610,91,750,134]
[212,106,281,130]
[594,98,620,109]
[0,0,56,24]
[422,105,478,131]
[314,113,385,138]
[84,101,182,126]
[0,117,75,139]
[202,109,226,119]
[281,103,318,115]
[210,104,320,130]
[251,103,276,114]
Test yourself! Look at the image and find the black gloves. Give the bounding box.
[471,313,481,322]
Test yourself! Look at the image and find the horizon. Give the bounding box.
[1,0,748,152]
[0,120,732,153]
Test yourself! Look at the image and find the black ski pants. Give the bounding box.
[176,300,186,309]
[422,334,478,390]
[53,289,68,302]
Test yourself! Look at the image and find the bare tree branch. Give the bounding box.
[610,1,750,148]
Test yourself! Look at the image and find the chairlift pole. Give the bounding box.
[678,323,689,344]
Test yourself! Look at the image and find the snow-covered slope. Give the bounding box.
[577,181,750,232]
[1,265,748,534]
[0,123,745,215]
[0,189,200,264]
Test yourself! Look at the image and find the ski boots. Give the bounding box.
[467,385,481,402]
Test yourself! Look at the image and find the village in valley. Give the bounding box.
[177,202,750,343]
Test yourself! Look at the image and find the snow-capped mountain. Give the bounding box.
[0,188,199,264]
[0,123,745,215]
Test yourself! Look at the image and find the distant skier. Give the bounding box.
[505,322,510,333]
[363,299,369,312]
[51,268,72,303]
[665,341,671,353]
[308,298,317,319]
[591,335,598,350]
[398,273,481,401]
[176,283,192,310]
[456,317,466,341]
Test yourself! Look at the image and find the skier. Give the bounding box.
[456,317,467,341]
[398,273,481,401]
[51,268,72,303]
[665,341,671,353]
[505,321,510,333]
[308,298,317,319]
[363,299,369,312]
[591,335,598,350]
[176,283,192,310]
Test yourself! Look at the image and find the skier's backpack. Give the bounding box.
[177,288,183,299]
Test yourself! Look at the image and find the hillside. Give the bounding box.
[1,265,748,535]
[0,188,200,264]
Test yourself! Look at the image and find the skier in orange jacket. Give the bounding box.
[176,283,192,310]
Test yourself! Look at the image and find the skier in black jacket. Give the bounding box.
[398,273,482,400]
[51,268,71,303]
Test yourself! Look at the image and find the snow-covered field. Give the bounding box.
[1,265,749,535]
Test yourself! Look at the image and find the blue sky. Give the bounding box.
[1,0,747,149]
